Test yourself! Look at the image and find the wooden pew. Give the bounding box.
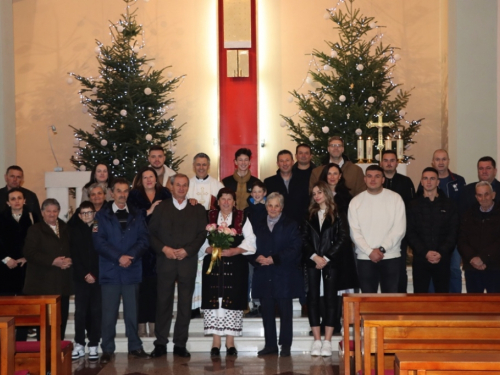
[363,314,500,375]
[0,296,71,375]
[0,317,15,375]
[341,294,500,375]
[395,352,500,374]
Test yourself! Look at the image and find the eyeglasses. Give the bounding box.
[328,144,343,148]
[80,211,95,216]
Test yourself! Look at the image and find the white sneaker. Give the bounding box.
[320,340,332,357]
[88,346,99,361]
[310,340,322,356]
[72,343,85,360]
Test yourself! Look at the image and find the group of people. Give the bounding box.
[0,138,498,362]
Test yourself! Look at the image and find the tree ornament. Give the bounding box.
[322,126,329,134]
[306,76,313,85]
[92,87,98,94]
[82,106,88,113]
[347,113,351,119]
[113,145,117,151]
[67,77,74,85]
[323,12,331,20]
[368,96,375,103]
[145,134,153,141]
[170,146,177,154]
[280,121,287,128]
[120,109,127,116]
[79,165,87,171]
[287,96,294,103]
[94,46,101,54]
[394,54,401,61]
[144,87,152,95]
[369,22,377,28]
[339,95,346,102]
[355,128,362,136]
[330,50,338,58]
[167,72,174,78]
[324,64,331,71]
[101,139,108,146]
[113,159,120,165]
[117,25,124,33]
[73,139,80,145]
[399,109,406,117]
[309,134,315,142]
[375,154,380,161]
[132,46,140,53]
[120,124,125,129]
[356,64,364,71]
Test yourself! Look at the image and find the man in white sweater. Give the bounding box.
[348,165,406,293]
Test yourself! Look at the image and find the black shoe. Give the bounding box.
[210,347,220,357]
[173,345,191,357]
[280,347,291,357]
[226,346,238,356]
[191,308,201,319]
[150,344,167,358]
[100,352,113,364]
[129,348,150,358]
[257,347,278,356]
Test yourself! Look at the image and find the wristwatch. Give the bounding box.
[379,247,386,254]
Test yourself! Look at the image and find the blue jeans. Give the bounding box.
[101,284,142,353]
[428,248,462,293]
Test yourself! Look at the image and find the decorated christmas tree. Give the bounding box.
[69,0,185,182]
[281,0,421,164]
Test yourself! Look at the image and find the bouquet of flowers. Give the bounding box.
[205,222,237,274]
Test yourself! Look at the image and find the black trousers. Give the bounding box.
[74,282,102,347]
[413,258,450,293]
[260,298,293,349]
[357,258,400,293]
[138,276,157,323]
[306,267,338,327]
[398,238,409,293]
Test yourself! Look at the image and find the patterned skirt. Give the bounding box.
[203,297,244,336]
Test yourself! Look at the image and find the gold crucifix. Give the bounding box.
[366,111,394,162]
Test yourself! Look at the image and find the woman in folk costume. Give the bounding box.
[200,187,256,357]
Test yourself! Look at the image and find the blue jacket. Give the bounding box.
[251,214,304,299]
[417,170,466,204]
[93,202,149,285]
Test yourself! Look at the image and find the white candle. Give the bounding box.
[385,136,392,151]
[357,136,364,161]
[397,136,404,160]
[366,137,373,160]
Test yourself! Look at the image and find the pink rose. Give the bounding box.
[219,222,228,228]
[206,223,216,231]
[217,226,225,233]
[230,228,238,236]
[223,227,232,235]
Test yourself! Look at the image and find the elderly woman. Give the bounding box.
[23,198,73,339]
[87,183,108,212]
[82,163,113,202]
[200,188,256,357]
[252,192,303,357]
[319,163,352,214]
[303,181,358,356]
[128,167,171,338]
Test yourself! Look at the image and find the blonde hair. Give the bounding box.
[309,181,336,222]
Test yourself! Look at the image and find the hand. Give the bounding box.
[6,258,18,269]
[162,246,177,260]
[173,248,188,260]
[188,198,198,206]
[369,248,384,263]
[470,256,486,271]
[313,255,327,269]
[17,258,27,267]
[119,255,133,268]
[146,200,162,216]
[61,257,72,269]
[256,255,273,266]
[205,246,213,254]
[84,273,96,284]
[222,248,240,257]
[426,251,441,264]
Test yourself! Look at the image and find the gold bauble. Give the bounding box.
[120,124,125,129]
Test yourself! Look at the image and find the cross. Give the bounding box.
[366,111,394,161]
[196,187,209,205]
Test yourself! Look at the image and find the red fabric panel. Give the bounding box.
[15,340,71,352]
[218,0,258,179]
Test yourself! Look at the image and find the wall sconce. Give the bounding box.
[260,138,266,147]
[227,50,249,77]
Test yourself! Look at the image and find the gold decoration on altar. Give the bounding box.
[366,111,393,161]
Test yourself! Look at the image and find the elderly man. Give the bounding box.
[187,153,224,210]
[149,174,207,358]
[0,165,42,221]
[458,181,500,293]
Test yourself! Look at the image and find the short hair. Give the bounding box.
[365,165,384,174]
[382,150,397,158]
[216,187,236,201]
[149,145,165,154]
[266,192,285,209]
[5,165,23,175]
[478,156,496,168]
[88,182,106,195]
[251,180,267,193]
[235,148,252,159]
[476,181,493,193]
[7,187,25,201]
[277,149,293,161]
[433,149,449,158]
[328,136,344,146]
[79,201,96,211]
[169,173,190,187]
[422,167,439,177]
[41,198,60,211]
[110,177,130,191]
[193,153,211,163]
[296,143,311,154]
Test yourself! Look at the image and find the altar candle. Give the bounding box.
[357,136,364,161]
[366,137,373,160]
[385,136,392,151]
[397,135,404,160]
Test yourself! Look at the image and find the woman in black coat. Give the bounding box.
[302,181,358,357]
[319,163,352,214]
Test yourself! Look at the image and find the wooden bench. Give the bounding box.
[341,294,500,375]
[0,317,15,375]
[363,314,500,375]
[0,296,72,375]
[395,352,500,374]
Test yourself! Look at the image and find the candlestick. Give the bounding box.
[397,135,404,163]
[366,137,373,163]
[357,136,364,163]
[385,136,392,151]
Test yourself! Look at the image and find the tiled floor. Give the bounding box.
[72,352,340,375]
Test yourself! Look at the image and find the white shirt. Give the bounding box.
[172,198,188,211]
[348,188,406,260]
[198,212,257,258]
[187,175,224,210]
[112,202,129,213]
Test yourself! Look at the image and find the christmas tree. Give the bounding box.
[281,0,421,165]
[69,0,185,182]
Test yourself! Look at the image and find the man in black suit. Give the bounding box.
[0,166,42,221]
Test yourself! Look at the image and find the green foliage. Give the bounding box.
[69,0,186,182]
[281,0,422,165]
